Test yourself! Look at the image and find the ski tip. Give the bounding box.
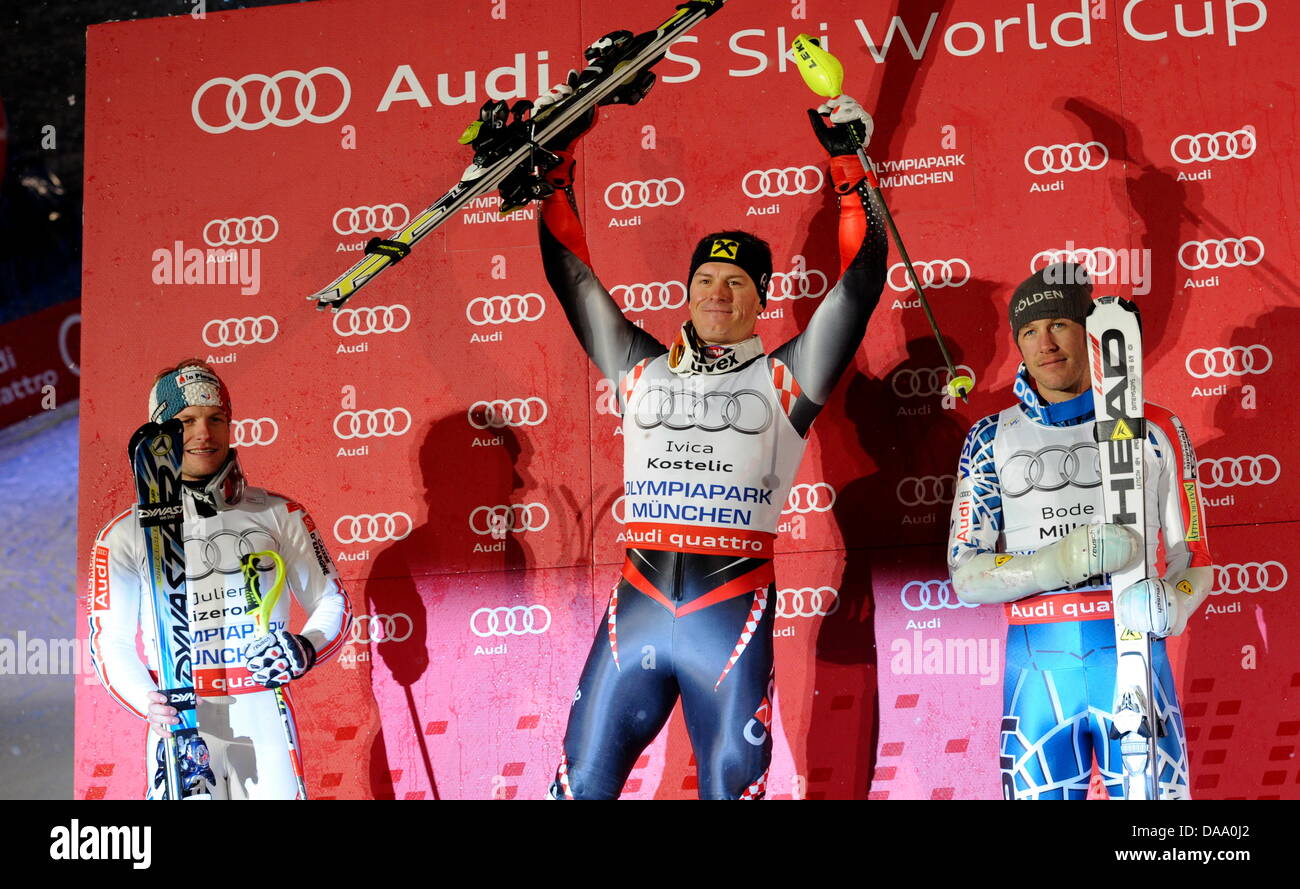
[309,290,347,313]
[791,33,844,98]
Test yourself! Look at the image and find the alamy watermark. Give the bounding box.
[1039,242,1152,296]
[49,820,151,869]
[151,243,262,295]
[0,632,98,679]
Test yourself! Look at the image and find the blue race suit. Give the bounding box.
[948,369,1213,799]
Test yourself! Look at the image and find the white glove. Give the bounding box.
[534,71,577,112]
[243,630,316,689]
[952,522,1141,605]
[1117,578,1180,637]
[815,94,874,148]
[1033,522,1141,591]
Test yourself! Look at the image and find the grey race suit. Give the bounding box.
[538,174,888,799]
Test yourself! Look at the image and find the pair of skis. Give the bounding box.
[309,0,730,312]
[303,0,970,412]
[1088,296,1165,800]
[130,425,304,799]
[129,421,210,800]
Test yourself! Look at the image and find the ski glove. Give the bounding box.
[952,522,1141,604]
[533,71,578,114]
[243,630,317,689]
[535,70,598,156]
[808,94,874,193]
[1117,578,1181,638]
[1034,522,1141,589]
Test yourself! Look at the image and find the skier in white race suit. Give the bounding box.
[947,266,1215,799]
[89,359,352,799]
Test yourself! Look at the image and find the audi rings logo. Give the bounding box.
[1213,562,1287,595]
[203,215,278,247]
[333,512,413,545]
[1031,246,1120,279]
[1023,142,1108,174]
[1185,346,1273,379]
[1171,127,1256,164]
[1002,444,1101,497]
[58,313,81,377]
[333,408,412,440]
[742,166,823,199]
[332,305,411,337]
[1178,237,1265,270]
[468,504,551,535]
[1197,455,1280,488]
[192,67,351,134]
[891,367,977,399]
[231,418,279,447]
[468,397,549,429]
[776,587,840,618]
[768,267,829,301]
[632,386,773,435]
[470,605,552,637]
[896,475,957,507]
[465,293,546,326]
[887,259,970,292]
[603,178,685,210]
[900,579,977,611]
[332,204,410,236]
[783,483,836,514]
[350,613,414,644]
[202,315,279,347]
[184,528,278,581]
[610,494,628,524]
[614,281,687,312]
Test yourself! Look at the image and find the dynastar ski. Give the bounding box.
[309,0,730,312]
[1087,296,1161,800]
[130,420,211,800]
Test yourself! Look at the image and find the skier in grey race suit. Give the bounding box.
[533,79,889,798]
[946,266,1215,799]
[89,359,352,799]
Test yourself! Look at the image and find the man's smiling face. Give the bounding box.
[174,405,231,479]
[688,261,762,345]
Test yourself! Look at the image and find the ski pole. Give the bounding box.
[241,551,310,800]
[791,34,973,402]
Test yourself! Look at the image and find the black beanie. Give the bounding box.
[688,231,773,306]
[1008,261,1093,334]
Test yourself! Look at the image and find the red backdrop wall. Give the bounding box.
[76,0,1299,799]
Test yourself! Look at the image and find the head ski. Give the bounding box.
[1087,296,1160,800]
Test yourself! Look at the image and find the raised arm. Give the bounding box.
[538,161,664,384]
[530,75,664,385]
[770,97,887,437]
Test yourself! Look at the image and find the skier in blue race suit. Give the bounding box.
[947,265,1215,799]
